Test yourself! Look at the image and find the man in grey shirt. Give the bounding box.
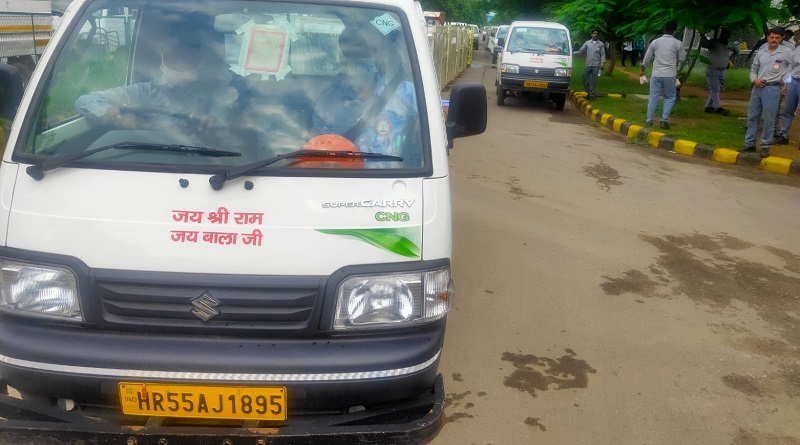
[640,21,686,129]
[744,26,792,157]
[774,29,800,145]
[700,28,737,115]
[574,29,605,100]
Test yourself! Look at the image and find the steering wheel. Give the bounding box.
[120,105,195,123]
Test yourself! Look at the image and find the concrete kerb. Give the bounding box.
[567,88,800,176]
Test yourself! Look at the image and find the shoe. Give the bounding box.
[704,107,714,113]
[741,146,757,152]
[645,121,653,127]
[771,135,789,145]
[659,121,670,130]
[714,107,730,116]
[760,149,770,158]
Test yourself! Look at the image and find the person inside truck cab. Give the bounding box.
[310,26,418,160]
[74,24,236,145]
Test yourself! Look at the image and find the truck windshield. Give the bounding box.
[17,0,426,173]
[507,27,569,55]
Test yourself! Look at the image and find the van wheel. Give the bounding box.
[553,93,566,111]
[491,53,498,64]
[496,84,505,106]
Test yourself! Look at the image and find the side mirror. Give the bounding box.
[0,63,24,122]
[445,82,487,148]
[497,37,505,48]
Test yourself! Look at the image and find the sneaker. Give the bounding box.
[704,107,715,113]
[760,148,770,158]
[714,107,730,116]
[741,146,757,152]
[771,135,789,145]
[645,121,653,127]
[659,121,670,130]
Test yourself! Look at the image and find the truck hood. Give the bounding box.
[4,168,423,275]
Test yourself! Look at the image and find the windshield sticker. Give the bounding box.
[229,21,296,80]
[371,13,400,36]
[170,207,264,246]
[317,227,421,258]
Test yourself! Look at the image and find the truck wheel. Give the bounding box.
[496,83,505,106]
[491,52,498,64]
[553,93,566,111]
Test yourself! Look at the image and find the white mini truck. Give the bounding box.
[496,21,572,110]
[0,0,486,441]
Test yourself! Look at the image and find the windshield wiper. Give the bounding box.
[209,149,403,190]
[26,142,241,180]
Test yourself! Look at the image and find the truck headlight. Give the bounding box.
[0,259,82,321]
[501,64,519,74]
[555,68,571,76]
[333,267,453,329]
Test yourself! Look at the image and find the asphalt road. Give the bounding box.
[429,47,800,445]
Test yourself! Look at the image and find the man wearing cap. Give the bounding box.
[311,27,418,161]
[744,26,792,157]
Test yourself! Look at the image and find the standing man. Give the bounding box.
[640,21,686,129]
[744,26,792,158]
[575,29,605,100]
[700,28,737,116]
[772,30,800,145]
[621,39,633,67]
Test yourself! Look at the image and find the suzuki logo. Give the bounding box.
[191,292,220,321]
[535,69,539,73]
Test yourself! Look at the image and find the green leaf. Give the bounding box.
[317,228,421,258]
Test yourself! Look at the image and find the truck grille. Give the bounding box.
[96,278,324,336]
[519,67,556,76]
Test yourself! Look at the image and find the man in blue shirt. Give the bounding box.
[311,27,418,163]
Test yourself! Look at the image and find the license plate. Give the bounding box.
[118,383,287,421]
[524,81,548,88]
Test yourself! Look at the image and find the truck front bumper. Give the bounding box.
[499,73,570,94]
[0,315,444,411]
[0,374,445,445]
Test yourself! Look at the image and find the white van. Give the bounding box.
[0,0,486,440]
[496,21,572,110]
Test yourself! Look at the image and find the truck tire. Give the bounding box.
[496,83,505,106]
[491,52,498,64]
[553,93,566,111]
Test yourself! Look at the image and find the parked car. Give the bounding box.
[489,24,509,64]
[469,24,480,49]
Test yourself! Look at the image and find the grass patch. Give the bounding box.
[571,57,750,149]
[584,95,747,149]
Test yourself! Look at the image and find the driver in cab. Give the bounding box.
[75,30,236,143]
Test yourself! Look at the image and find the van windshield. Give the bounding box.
[18,0,426,173]
[508,27,569,55]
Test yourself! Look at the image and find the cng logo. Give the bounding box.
[191,292,220,321]
[371,13,400,35]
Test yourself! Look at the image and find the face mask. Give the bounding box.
[160,61,199,87]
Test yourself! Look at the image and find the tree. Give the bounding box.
[545,0,637,75]
[420,0,493,25]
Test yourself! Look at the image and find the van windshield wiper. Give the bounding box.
[209,149,403,190]
[26,142,242,180]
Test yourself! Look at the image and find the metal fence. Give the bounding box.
[0,11,56,61]
[427,24,474,91]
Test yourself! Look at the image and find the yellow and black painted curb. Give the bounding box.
[567,89,800,176]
